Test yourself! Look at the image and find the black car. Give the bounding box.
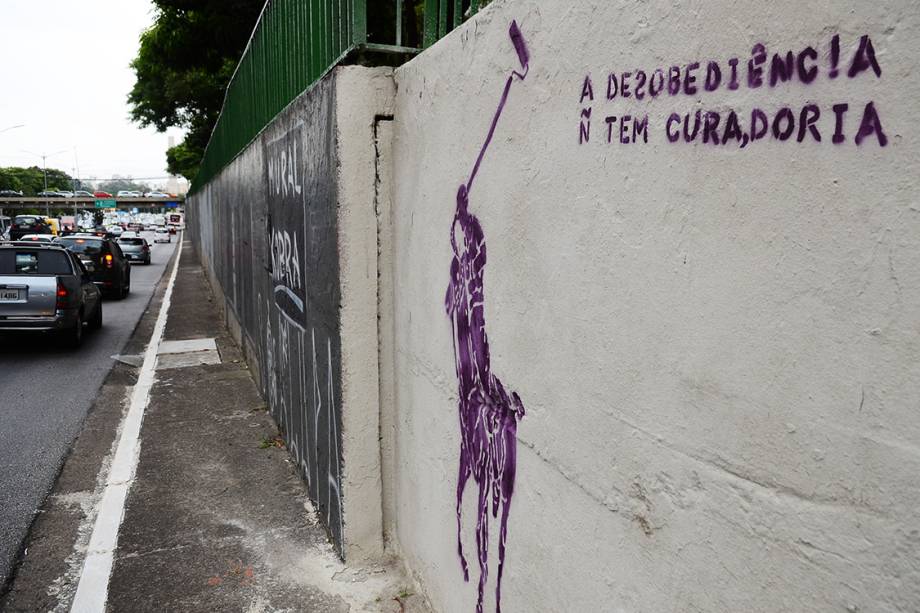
[0,242,102,347]
[55,235,131,298]
[8,215,53,241]
[0,190,24,197]
[117,236,151,265]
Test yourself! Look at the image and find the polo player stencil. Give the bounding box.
[444,20,530,613]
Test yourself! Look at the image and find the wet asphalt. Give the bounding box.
[0,233,177,587]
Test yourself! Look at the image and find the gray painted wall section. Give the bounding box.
[187,74,346,555]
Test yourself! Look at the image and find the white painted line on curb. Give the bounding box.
[70,240,184,613]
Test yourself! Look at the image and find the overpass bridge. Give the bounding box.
[0,197,184,216]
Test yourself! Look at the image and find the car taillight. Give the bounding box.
[56,280,69,309]
[104,253,113,268]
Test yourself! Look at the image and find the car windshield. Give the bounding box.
[57,238,104,254]
[0,249,73,275]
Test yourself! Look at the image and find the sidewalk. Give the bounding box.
[2,239,427,612]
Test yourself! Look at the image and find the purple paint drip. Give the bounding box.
[445,20,528,613]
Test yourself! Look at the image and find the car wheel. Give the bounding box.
[89,302,103,330]
[122,273,130,298]
[62,311,83,348]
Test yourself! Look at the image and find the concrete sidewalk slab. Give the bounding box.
[157,337,218,354]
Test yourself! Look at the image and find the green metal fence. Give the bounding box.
[192,0,489,193]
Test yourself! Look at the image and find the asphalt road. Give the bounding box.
[0,232,177,587]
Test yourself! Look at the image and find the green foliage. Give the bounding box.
[0,166,77,195]
[128,0,264,180]
[166,141,203,184]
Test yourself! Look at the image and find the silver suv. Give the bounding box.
[0,242,102,347]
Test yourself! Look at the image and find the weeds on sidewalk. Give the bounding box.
[258,435,284,449]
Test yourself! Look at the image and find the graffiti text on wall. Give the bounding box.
[578,34,889,148]
[446,20,529,613]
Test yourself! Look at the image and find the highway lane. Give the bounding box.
[0,232,178,587]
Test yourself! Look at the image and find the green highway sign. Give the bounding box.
[95,199,117,208]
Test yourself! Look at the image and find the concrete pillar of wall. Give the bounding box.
[335,66,396,561]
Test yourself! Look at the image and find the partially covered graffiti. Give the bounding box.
[445,20,529,613]
[262,104,345,554]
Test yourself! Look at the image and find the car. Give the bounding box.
[153,227,171,243]
[37,190,66,198]
[0,242,102,347]
[105,225,123,237]
[117,237,151,265]
[0,190,24,197]
[116,190,142,198]
[93,191,113,198]
[17,234,56,243]
[73,190,95,198]
[8,215,53,240]
[55,235,131,299]
[144,192,169,198]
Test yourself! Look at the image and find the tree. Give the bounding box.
[166,139,204,184]
[128,0,265,181]
[0,166,76,195]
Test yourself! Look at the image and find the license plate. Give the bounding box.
[0,289,23,302]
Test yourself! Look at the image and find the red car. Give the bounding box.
[93,191,113,198]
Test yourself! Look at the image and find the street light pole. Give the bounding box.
[21,148,68,193]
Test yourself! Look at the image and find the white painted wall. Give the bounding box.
[390,1,920,612]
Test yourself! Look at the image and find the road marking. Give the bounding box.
[70,240,183,613]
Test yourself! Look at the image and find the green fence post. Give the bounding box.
[352,0,367,45]
[423,0,438,47]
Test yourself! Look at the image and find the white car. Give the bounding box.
[106,225,123,237]
[153,228,171,243]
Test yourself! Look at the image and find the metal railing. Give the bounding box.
[192,0,488,193]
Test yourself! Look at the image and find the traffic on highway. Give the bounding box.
[0,211,181,348]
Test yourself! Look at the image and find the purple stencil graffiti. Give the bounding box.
[444,20,528,613]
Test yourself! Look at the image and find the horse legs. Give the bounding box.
[456,441,472,581]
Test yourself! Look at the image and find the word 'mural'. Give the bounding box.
[578,34,888,148]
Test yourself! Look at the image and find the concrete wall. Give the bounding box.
[389,1,920,612]
[187,66,394,560]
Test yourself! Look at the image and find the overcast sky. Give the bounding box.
[0,0,186,185]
